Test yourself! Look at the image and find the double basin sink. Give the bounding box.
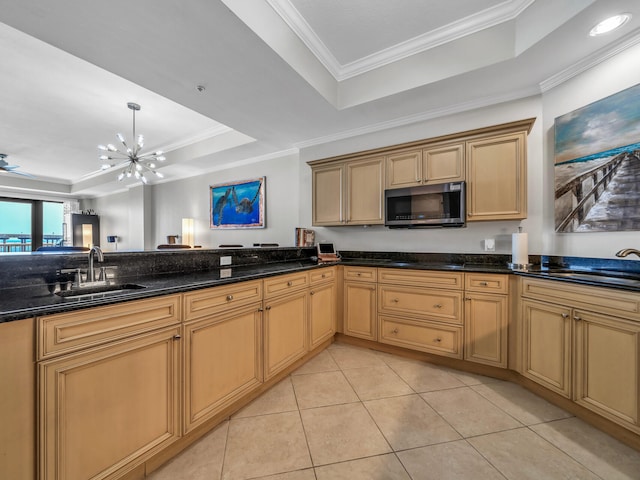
[55,283,146,299]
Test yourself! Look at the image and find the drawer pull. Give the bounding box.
[561,313,569,318]
[266,306,272,311]
[226,295,234,301]
[287,281,293,286]
[574,315,582,321]
[479,282,488,286]
[173,334,181,340]
[310,291,315,295]
[356,273,362,276]
[434,338,442,343]
[434,304,443,309]
[391,328,399,334]
[392,298,399,303]
[322,273,326,278]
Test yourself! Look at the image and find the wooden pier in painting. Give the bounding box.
[555,150,640,232]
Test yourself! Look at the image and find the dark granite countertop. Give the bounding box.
[0,260,320,323]
[4,250,640,324]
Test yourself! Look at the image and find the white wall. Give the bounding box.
[149,153,301,248]
[541,41,640,259]
[86,42,640,259]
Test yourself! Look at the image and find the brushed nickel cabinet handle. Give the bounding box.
[287,281,293,286]
[392,298,399,303]
[479,281,488,286]
[266,306,271,310]
[310,291,315,295]
[226,294,234,301]
[392,328,399,334]
[173,334,181,340]
[434,304,443,309]
[561,313,569,318]
[574,315,582,321]
[434,338,442,343]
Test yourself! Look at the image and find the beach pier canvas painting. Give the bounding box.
[210,177,265,229]
[554,83,640,233]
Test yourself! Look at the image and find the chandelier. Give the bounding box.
[98,102,166,183]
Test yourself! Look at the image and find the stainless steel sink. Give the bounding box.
[55,283,146,298]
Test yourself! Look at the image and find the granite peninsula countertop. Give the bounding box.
[3,253,640,324]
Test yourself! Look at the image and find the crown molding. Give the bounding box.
[267,0,534,81]
[540,29,640,92]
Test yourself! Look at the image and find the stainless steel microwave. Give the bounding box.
[384,181,465,228]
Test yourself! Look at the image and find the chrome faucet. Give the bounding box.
[615,248,640,259]
[88,246,104,282]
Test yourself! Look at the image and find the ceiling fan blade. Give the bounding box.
[0,165,35,178]
[0,159,8,168]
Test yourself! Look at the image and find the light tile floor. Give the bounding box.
[148,343,640,480]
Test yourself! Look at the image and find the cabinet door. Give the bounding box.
[379,315,463,358]
[464,292,508,368]
[309,281,337,349]
[386,149,422,189]
[521,299,572,398]
[345,156,385,224]
[574,310,639,428]
[183,303,263,433]
[264,290,308,380]
[423,142,464,184]
[39,326,181,480]
[466,131,527,221]
[312,163,344,226]
[379,284,463,324]
[344,281,377,340]
[0,318,35,480]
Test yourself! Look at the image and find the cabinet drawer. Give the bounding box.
[378,268,463,289]
[465,273,509,294]
[343,266,377,282]
[183,280,263,322]
[379,315,462,358]
[378,285,463,324]
[521,277,640,320]
[263,271,309,299]
[38,295,181,360]
[310,266,337,285]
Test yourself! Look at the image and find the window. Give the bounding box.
[0,197,66,252]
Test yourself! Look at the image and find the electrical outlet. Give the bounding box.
[484,238,495,252]
[220,256,232,266]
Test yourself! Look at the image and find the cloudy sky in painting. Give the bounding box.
[554,83,640,164]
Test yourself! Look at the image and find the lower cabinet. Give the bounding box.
[264,289,309,380]
[463,273,509,368]
[521,299,572,398]
[574,310,640,427]
[183,302,263,433]
[344,280,377,340]
[520,277,640,434]
[39,326,182,480]
[309,280,337,349]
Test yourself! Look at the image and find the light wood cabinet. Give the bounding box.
[39,326,182,480]
[309,268,337,349]
[574,310,640,429]
[0,317,35,480]
[343,267,377,340]
[466,131,527,221]
[312,163,344,225]
[386,142,464,189]
[464,273,509,368]
[520,277,640,433]
[264,289,308,380]
[377,268,464,359]
[311,156,384,226]
[521,299,572,398]
[183,301,263,433]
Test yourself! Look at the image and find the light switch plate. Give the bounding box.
[220,256,232,266]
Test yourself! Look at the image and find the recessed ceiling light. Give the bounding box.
[589,13,631,36]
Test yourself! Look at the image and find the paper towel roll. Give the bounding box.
[512,232,528,266]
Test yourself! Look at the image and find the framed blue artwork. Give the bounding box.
[210,177,265,229]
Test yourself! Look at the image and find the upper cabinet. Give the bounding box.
[386,142,464,189]
[312,155,384,226]
[309,118,535,226]
[466,131,527,221]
